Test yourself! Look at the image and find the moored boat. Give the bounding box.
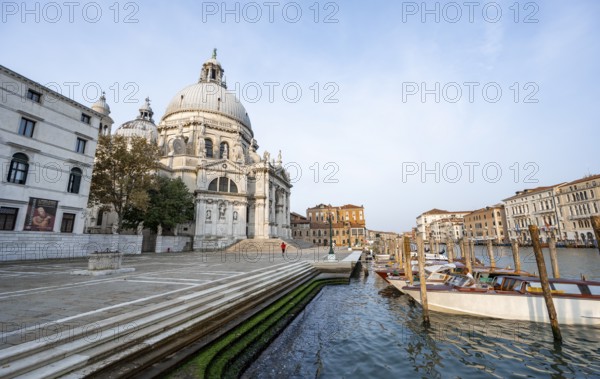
[388,263,459,293]
[402,275,600,325]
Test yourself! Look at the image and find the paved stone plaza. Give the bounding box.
[0,247,353,351]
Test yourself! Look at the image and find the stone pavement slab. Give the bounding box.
[0,247,353,351]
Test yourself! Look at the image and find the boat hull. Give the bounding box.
[402,288,600,325]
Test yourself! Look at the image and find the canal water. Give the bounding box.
[243,248,600,378]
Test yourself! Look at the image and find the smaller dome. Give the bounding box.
[116,119,158,143]
[92,92,111,116]
[115,97,158,143]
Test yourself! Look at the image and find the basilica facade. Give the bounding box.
[117,51,292,249]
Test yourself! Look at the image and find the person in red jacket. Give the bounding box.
[280,242,286,255]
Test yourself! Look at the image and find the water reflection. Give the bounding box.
[244,251,600,378]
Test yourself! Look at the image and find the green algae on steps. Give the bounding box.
[167,278,348,379]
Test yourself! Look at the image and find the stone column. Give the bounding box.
[255,201,266,238]
[225,200,233,238]
[247,201,255,238]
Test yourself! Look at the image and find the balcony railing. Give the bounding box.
[568,212,599,221]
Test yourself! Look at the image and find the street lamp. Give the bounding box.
[327,212,336,260]
[347,224,352,251]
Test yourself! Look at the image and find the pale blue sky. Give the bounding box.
[2,0,599,232]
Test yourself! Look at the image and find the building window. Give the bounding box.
[0,207,19,230]
[96,210,104,226]
[60,213,76,233]
[18,118,35,137]
[81,114,91,124]
[67,168,83,194]
[205,139,213,158]
[27,89,41,103]
[75,138,87,154]
[7,153,29,184]
[208,177,238,193]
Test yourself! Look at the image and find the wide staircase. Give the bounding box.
[225,238,314,253]
[0,261,317,378]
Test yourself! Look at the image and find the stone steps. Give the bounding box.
[78,268,318,378]
[283,238,316,249]
[226,238,309,253]
[0,261,317,378]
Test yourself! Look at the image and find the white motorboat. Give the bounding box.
[402,275,600,325]
[387,263,457,293]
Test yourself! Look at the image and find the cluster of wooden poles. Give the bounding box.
[397,215,600,344]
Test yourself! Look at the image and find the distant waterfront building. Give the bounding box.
[416,209,470,242]
[290,212,311,244]
[367,230,401,254]
[556,174,600,244]
[0,65,102,235]
[306,203,366,246]
[429,217,465,242]
[463,205,508,244]
[502,184,565,243]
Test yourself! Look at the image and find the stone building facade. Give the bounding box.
[156,51,292,249]
[429,217,465,242]
[463,205,508,244]
[503,184,564,243]
[0,65,145,260]
[305,203,366,247]
[556,174,600,244]
[291,212,311,243]
[0,65,101,235]
[416,209,470,242]
[83,51,292,250]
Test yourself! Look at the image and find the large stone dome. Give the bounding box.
[161,49,252,130]
[162,82,252,129]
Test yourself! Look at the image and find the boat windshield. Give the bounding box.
[551,283,582,295]
[445,275,469,287]
[589,285,600,295]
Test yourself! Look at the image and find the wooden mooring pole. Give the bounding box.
[416,235,430,327]
[549,233,560,278]
[446,237,454,263]
[462,238,472,272]
[397,237,404,268]
[429,234,435,255]
[529,225,562,343]
[511,239,521,273]
[469,239,476,269]
[592,216,600,255]
[486,238,496,269]
[403,236,413,285]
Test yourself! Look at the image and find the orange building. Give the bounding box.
[305,204,366,247]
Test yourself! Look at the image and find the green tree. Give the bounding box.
[89,135,160,232]
[124,176,195,233]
